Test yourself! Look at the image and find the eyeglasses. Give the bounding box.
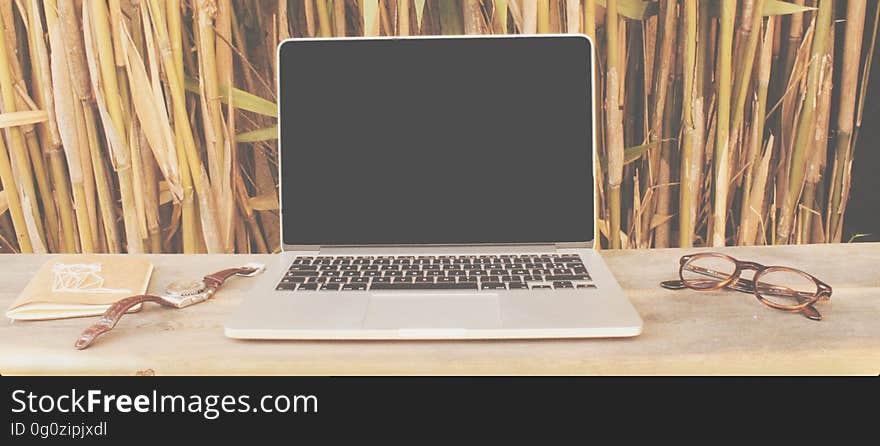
[660,252,832,321]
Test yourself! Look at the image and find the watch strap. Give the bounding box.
[74,294,176,350]
[75,265,263,350]
[203,267,259,290]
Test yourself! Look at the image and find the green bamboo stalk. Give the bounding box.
[605,0,623,249]
[711,0,736,247]
[776,0,832,243]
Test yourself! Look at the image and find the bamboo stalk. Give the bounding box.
[66,3,121,252]
[827,0,866,242]
[583,0,595,39]
[163,0,197,253]
[678,0,702,248]
[334,0,347,36]
[195,0,234,252]
[605,0,623,249]
[780,0,805,98]
[3,1,60,252]
[146,0,224,253]
[46,0,97,253]
[522,0,536,33]
[537,0,550,33]
[438,0,463,34]
[399,0,411,35]
[316,0,332,37]
[776,0,832,243]
[25,0,76,252]
[85,0,142,253]
[0,90,29,251]
[710,0,736,247]
[800,23,833,244]
[463,0,482,34]
[643,0,675,246]
[0,2,45,252]
[739,17,774,245]
[563,0,576,33]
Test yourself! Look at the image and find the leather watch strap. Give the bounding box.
[203,267,259,290]
[75,265,262,350]
[74,295,176,350]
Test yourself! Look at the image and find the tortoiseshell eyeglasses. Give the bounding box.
[660,252,833,321]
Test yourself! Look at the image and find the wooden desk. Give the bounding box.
[1,244,878,375]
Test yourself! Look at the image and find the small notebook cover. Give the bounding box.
[6,255,154,320]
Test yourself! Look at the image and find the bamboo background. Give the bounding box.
[0,0,875,253]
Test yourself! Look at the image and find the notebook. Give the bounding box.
[6,256,154,320]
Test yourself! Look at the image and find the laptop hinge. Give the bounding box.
[555,241,593,251]
[282,244,322,253]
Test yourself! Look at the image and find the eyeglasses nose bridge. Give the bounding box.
[738,261,763,271]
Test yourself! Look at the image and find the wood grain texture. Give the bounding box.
[1,244,879,375]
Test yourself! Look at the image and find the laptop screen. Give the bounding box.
[279,36,595,246]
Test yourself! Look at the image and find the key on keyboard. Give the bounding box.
[275,254,594,292]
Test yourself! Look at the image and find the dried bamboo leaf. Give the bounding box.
[414,0,426,30]
[707,0,814,17]
[762,0,814,16]
[649,213,673,231]
[249,193,280,211]
[120,24,184,201]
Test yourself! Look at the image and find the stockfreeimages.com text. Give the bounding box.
[10,389,318,420]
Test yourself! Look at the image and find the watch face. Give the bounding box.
[165,279,207,297]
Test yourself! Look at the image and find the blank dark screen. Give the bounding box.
[280,36,594,245]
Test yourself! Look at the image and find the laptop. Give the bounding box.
[225,35,643,340]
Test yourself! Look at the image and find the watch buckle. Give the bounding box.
[238,263,266,277]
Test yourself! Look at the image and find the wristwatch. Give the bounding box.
[74,264,265,350]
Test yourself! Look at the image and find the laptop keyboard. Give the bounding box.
[275,254,594,291]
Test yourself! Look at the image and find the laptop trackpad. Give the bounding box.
[364,295,502,329]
